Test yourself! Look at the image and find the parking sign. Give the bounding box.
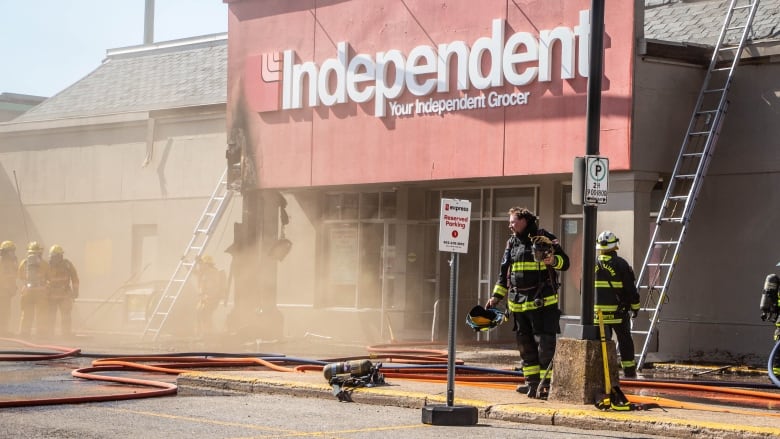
[585,156,609,205]
[439,198,471,253]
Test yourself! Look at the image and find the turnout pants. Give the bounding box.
[19,287,49,337]
[514,305,560,385]
[608,316,636,369]
[47,293,74,337]
[196,294,220,335]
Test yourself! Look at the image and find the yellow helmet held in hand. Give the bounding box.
[466,305,508,332]
[0,240,15,251]
[27,241,43,253]
[50,244,64,256]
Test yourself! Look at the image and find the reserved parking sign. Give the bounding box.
[439,198,471,253]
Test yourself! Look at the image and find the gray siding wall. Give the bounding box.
[627,60,780,364]
[0,111,239,334]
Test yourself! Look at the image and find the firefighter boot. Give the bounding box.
[537,378,551,399]
[623,366,637,378]
[516,378,540,398]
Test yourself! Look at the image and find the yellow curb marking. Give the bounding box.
[183,373,780,437]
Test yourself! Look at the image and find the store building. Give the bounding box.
[0,34,239,334]
[225,0,780,364]
[0,93,46,122]
[0,0,778,364]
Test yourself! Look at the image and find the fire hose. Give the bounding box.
[769,339,780,388]
[2,338,780,413]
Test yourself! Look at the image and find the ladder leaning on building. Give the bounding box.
[632,0,761,370]
[142,167,235,341]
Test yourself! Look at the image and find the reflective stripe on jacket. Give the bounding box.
[49,259,78,295]
[594,252,639,323]
[493,229,569,313]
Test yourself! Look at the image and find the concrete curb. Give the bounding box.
[177,372,780,439]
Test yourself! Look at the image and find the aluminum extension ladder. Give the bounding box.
[633,0,760,370]
[142,167,234,341]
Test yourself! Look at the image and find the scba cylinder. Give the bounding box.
[761,274,780,321]
[322,359,373,380]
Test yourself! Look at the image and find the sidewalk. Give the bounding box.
[177,365,780,439]
[70,334,780,438]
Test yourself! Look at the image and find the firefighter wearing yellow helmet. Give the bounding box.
[17,241,51,337]
[0,241,20,335]
[194,255,227,336]
[47,245,79,338]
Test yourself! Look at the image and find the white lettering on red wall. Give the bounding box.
[251,10,591,118]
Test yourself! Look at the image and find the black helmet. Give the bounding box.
[531,235,554,262]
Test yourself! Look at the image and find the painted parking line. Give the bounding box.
[105,406,429,438]
[105,407,297,434]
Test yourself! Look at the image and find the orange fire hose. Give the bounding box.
[1,338,779,415]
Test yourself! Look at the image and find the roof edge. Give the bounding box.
[106,33,227,59]
[0,103,226,134]
[0,111,150,134]
[639,38,780,66]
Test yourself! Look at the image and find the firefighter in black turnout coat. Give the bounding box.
[486,207,569,398]
[594,231,640,378]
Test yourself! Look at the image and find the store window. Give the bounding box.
[487,186,537,288]
[324,193,359,220]
[322,191,397,308]
[560,185,583,317]
[493,188,535,217]
[319,186,538,343]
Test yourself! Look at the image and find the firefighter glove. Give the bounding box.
[631,309,639,319]
[774,327,780,342]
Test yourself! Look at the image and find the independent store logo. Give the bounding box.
[247,10,592,118]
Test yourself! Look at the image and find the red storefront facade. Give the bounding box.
[227,0,634,188]
[223,0,638,343]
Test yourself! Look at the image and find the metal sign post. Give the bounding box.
[445,251,459,406]
[421,198,477,426]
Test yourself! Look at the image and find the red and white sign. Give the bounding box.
[227,0,635,188]
[245,13,592,118]
[439,198,471,253]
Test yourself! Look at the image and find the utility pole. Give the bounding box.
[581,0,605,336]
[565,0,605,341]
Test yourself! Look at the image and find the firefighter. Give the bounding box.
[194,255,227,336]
[47,245,79,337]
[0,241,19,335]
[594,231,641,378]
[17,241,50,338]
[760,272,780,377]
[486,207,569,398]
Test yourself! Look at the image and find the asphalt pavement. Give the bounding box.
[174,345,780,439]
[5,333,779,438]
